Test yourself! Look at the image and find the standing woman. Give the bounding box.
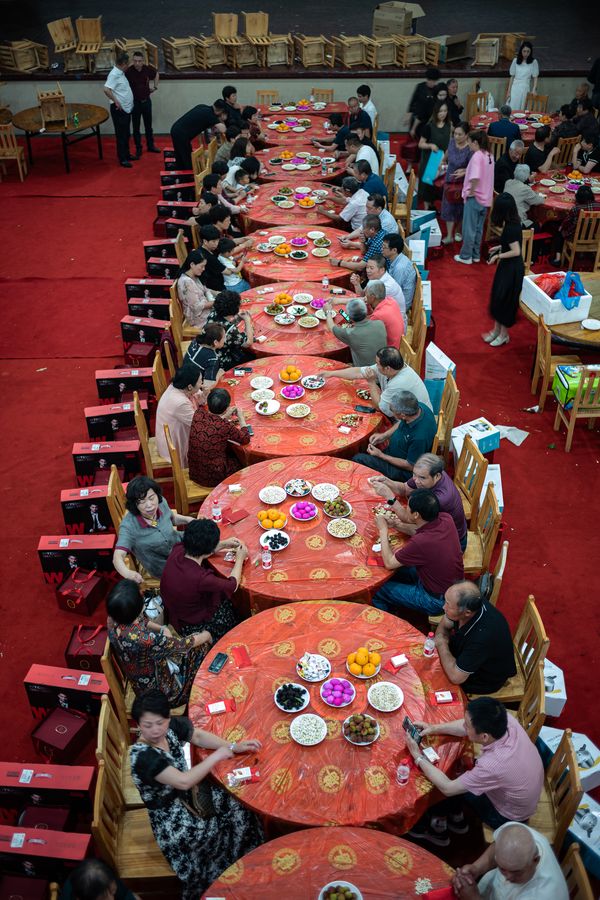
[441,121,472,244]
[483,193,524,347]
[175,250,214,329]
[506,41,539,110]
[417,100,452,209]
[455,131,494,265]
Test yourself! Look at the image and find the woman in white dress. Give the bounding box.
[506,41,539,111]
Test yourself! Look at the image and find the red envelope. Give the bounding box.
[367,555,386,568]
[224,508,250,525]
[230,645,252,668]
[425,888,455,899]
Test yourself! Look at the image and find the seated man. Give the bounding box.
[382,234,417,312]
[372,488,464,615]
[573,97,599,136]
[370,453,467,550]
[524,125,560,174]
[345,133,380,175]
[404,697,544,843]
[453,822,568,899]
[550,104,580,147]
[351,254,406,321]
[572,133,600,173]
[568,82,589,117]
[364,280,404,348]
[325,297,386,367]
[367,193,398,233]
[311,112,349,152]
[435,582,517,693]
[347,95,373,133]
[487,105,521,146]
[329,213,386,273]
[503,163,546,227]
[353,391,437,480]
[322,176,369,231]
[355,159,388,199]
[321,345,432,415]
[494,140,524,192]
[357,83,377,127]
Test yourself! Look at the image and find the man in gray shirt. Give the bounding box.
[503,163,546,227]
[326,298,387,367]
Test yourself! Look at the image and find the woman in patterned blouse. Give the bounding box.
[207,290,254,371]
[176,249,214,329]
[188,387,251,487]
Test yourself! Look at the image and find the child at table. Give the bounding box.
[223,168,253,205]
[218,238,250,294]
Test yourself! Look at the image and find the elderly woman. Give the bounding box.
[113,476,194,581]
[155,358,204,467]
[107,580,209,705]
[483,193,524,347]
[325,296,387,367]
[187,387,251,486]
[441,121,472,244]
[207,290,254,371]
[175,249,214,329]
[503,163,546,227]
[160,518,246,638]
[129,690,264,899]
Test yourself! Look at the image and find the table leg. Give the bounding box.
[96,126,103,160]
[25,132,33,166]
[61,133,70,173]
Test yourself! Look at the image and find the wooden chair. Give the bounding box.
[392,169,416,235]
[383,160,396,198]
[561,210,600,271]
[0,124,27,181]
[531,315,582,413]
[553,365,600,451]
[463,481,501,575]
[453,434,489,527]
[376,141,385,174]
[437,372,460,463]
[400,308,426,375]
[163,423,211,515]
[100,638,135,734]
[134,391,171,482]
[488,539,509,607]
[372,114,379,143]
[311,88,334,102]
[191,146,208,177]
[256,89,279,106]
[169,285,201,343]
[561,843,594,900]
[92,760,179,897]
[525,92,549,114]
[509,661,546,742]
[406,271,423,337]
[487,134,506,162]
[193,164,210,200]
[49,885,59,900]
[555,135,580,168]
[466,91,489,121]
[430,411,445,457]
[164,340,176,379]
[96,694,142,809]
[106,464,128,533]
[173,228,187,267]
[206,136,218,165]
[152,349,169,401]
[521,228,534,275]
[529,729,583,852]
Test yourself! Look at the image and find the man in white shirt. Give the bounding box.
[322,176,369,231]
[339,195,398,250]
[104,52,135,167]
[357,84,377,128]
[452,822,568,899]
[351,255,406,322]
[346,134,380,175]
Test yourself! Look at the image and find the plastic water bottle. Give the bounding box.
[396,759,410,785]
[211,501,222,523]
[321,158,327,177]
[423,632,436,658]
[262,548,272,570]
[322,275,329,292]
[310,92,315,103]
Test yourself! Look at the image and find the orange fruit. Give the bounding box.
[280,369,288,380]
[349,662,362,676]
[356,648,369,666]
[362,663,376,677]
[267,508,279,519]
[274,518,285,529]
[368,652,381,666]
[263,518,274,529]
[347,652,356,665]
[257,510,268,520]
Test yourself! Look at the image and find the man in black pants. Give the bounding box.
[103,52,135,168]
[170,100,228,170]
[125,51,160,156]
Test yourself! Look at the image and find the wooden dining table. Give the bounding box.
[11,103,108,173]
[520,272,600,349]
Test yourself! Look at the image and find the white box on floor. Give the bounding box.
[479,463,504,512]
[422,280,431,325]
[543,658,567,717]
[425,342,456,381]
[568,793,600,879]
[451,417,501,459]
[410,212,442,247]
[408,238,426,266]
[521,272,592,325]
[539,726,600,791]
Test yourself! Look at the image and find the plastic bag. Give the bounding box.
[535,273,564,297]
[554,271,586,309]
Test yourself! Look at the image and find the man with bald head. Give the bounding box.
[452,822,568,898]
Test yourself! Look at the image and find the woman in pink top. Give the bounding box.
[455,131,495,265]
[155,358,205,468]
[176,249,214,329]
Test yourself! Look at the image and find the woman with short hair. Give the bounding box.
[184,322,226,388]
[207,290,254,370]
[187,387,251,487]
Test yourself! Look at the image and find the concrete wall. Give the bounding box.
[2,75,583,136]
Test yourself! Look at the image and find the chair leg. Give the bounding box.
[565,414,576,452]
[553,405,562,432]
[530,358,541,394]
[538,371,550,413]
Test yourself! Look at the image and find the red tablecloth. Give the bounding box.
[529,169,599,222]
[189,602,466,833]
[258,101,349,119]
[222,359,383,462]
[261,115,332,146]
[470,110,558,144]
[202,826,454,899]
[199,457,398,609]
[243,226,356,287]
[241,281,355,359]
[258,145,346,183]
[241,180,342,232]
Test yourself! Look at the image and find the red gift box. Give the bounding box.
[143,236,186,262]
[160,182,196,202]
[146,257,178,279]
[19,804,70,831]
[124,277,173,300]
[160,169,193,185]
[56,568,106,615]
[156,199,195,219]
[120,314,171,352]
[84,398,148,440]
[30,709,93,763]
[64,624,107,671]
[95,366,154,404]
[0,762,94,823]
[37,534,116,587]
[128,296,170,320]
[165,218,194,241]
[0,824,91,880]
[60,486,113,535]
[0,875,49,899]
[72,440,141,487]
[24,664,109,719]
[93,466,124,486]
[125,342,156,367]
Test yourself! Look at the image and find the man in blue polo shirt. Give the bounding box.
[355,160,387,198]
[488,105,521,146]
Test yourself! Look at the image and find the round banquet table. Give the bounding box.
[528,169,600,224]
[201,826,454,899]
[261,116,333,146]
[258,101,349,119]
[520,272,600,348]
[222,360,383,462]
[243,226,355,287]
[12,103,109,173]
[241,180,343,232]
[258,146,346,183]
[189,601,466,833]
[469,110,558,144]
[242,281,355,359]
[200,457,401,610]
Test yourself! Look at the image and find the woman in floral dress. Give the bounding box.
[207,290,254,371]
[129,690,264,899]
[441,121,473,244]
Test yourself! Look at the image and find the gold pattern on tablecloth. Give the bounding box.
[421,680,432,696]
[270,767,293,795]
[366,638,386,652]
[337,392,353,403]
[316,360,332,370]
[410,644,425,657]
[318,637,341,658]
[346,535,365,550]
[306,534,326,550]
[378,721,390,741]
[273,640,295,657]
[364,765,390,795]
[265,434,283,444]
[310,568,330,580]
[360,607,384,623]
[268,461,286,472]
[317,605,341,624]
[415,774,434,795]
[325,718,342,740]
[384,846,413,875]
[328,844,358,870]
[334,436,349,447]
[268,571,289,582]
[271,720,292,743]
[272,675,291,691]
[225,679,250,702]
[300,435,317,446]
[274,607,296,623]
[318,764,344,793]
[412,681,425,697]
[443,862,456,878]
[335,460,353,471]
[271,848,302,875]
[223,724,247,744]
[337,481,351,493]
[218,860,244,884]
[351,566,372,580]
[302,460,321,470]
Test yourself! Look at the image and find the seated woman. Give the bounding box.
[242,104,268,145]
[107,580,209,706]
[185,322,225,389]
[160,518,246,638]
[113,476,194,581]
[207,290,254,371]
[155,358,205,467]
[129,690,264,899]
[551,184,599,265]
[175,249,214,329]
[188,387,251,487]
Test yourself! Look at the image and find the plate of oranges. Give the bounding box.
[346,647,381,679]
[257,508,287,530]
[280,364,302,383]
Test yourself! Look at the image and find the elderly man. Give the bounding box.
[323,176,368,231]
[353,391,437,480]
[487,105,521,145]
[372,488,464,614]
[503,164,546,226]
[494,140,524,192]
[370,453,467,549]
[453,823,568,899]
[382,234,417,312]
[325,297,386,367]
[524,125,560,174]
[321,346,432,415]
[330,214,386,273]
[405,697,544,845]
[364,281,404,348]
[351,254,406,321]
[341,194,398,247]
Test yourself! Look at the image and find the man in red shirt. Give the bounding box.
[364,280,404,348]
[125,50,160,156]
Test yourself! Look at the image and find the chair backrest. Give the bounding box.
[408,270,423,325]
[516,661,546,742]
[0,123,19,153]
[92,759,122,870]
[194,165,210,199]
[383,160,396,197]
[430,410,445,456]
[526,92,549,114]
[454,434,489,524]
[206,136,218,164]
[535,313,551,380]
[372,113,378,143]
[555,135,580,167]
[152,349,169,401]
[488,539,509,606]
[47,17,76,50]
[100,639,131,737]
[399,336,418,372]
[411,308,427,374]
[474,481,501,570]
[311,88,333,102]
[487,134,507,161]
[561,843,594,900]
[191,146,208,177]
[163,423,188,515]
[173,229,187,267]
[513,595,550,686]
[256,89,279,106]
[404,169,416,233]
[169,300,184,365]
[438,371,460,461]
[521,228,533,276]
[76,16,102,43]
[376,141,384,174]
[49,884,60,900]
[133,390,154,478]
[466,91,488,121]
[571,210,600,247]
[545,729,583,851]
[96,694,128,782]
[571,365,600,416]
[107,464,128,532]
[163,339,176,379]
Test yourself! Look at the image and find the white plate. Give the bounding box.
[259,513,287,530]
[327,518,357,539]
[540,179,556,186]
[297,164,311,170]
[293,126,306,132]
[311,482,340,501]
[289,304,308,316]
[295,186,312,194]
[260,529,290,551]
[367,681,404,713]
[290,500,318,519]
[292,292,313,303]
[264,304,287,315]
[346,661,381,680]
[279,372,302,383]
[268,105,282,111]
[321,157,335,164]
[268,235,286,245]
[315,308,331,320]
[267,123,279,130]
[581,318,600,331]
[302,375,325,390]
[284,105,297,111]
[307,231,325,240]
[313,102,326,109]
[255,399,280,415]
[278,200,295,209]
[251,388,275,402]
[285,478,313,496]
[549,186,566,194]
[250,376,274,389]
[518,124,528,130]
[281,163,296,171]
[296,152,310,159]
[313,189,329,197]
[286,403,311,418]
[289,713,328,746]
[258,485,287,505]
[296,654,331,682]
[592,185,600,194]
[257,243,274,253]
[290,250,309,260]
[312,247,330,257]
[342,713,380,745]
[274,314,295,325]
[274,682,310,713]
[318,882,363,900]
[323,499,352,518]
[298,315,319,328]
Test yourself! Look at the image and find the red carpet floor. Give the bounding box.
[0,137,598,779]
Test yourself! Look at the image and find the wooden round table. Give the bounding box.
[529,170,600,224]
[241,180,341,232]
[520,272,600,348]
[202,826,454,898]
[11,103,109,173]
[0,108,12,125]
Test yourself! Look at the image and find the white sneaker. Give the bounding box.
[490,333,510,347]
[442,236,453,245]
[453,254,472,265]
[455,232,462,241]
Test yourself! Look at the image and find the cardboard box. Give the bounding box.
[128,296,171,320]
[37,534,116,587]
[95,367,154,403]
[568,793,600,879]
[430,32,471,62]
[84,399,147,440]
[24,664,109,720]
[145,257,178,279]
[451,417,501,459]
[165,217,195,241]
[124,277,173,300]
[71,441,141,487]
[552,365,600,410]
[521,272,592,325]
[0,762,94,823]
[372,1,425,36]
[120,315,170,351]
[19,805,70,831]
[142,236,185,263]
[410,210,442,249]
[539,726,600,791]
[543,658,567,717]
[60,486,113,535]
[31,708,92,763]
[479,463,504,513]
[422,279,431,325]
[408,238,426,266]
[155,199,195,219]
[425,343,456,381]
[0,824,91,880]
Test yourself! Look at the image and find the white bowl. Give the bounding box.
[251,388,275,402]
[274,313,295,325]
[258,485,287,505]
[327,518,357,539]
[346,661,381,680]
[581,318,600,331]
[320,678,356,708]
[367,681,404,713]
[301,375,325,390]
[258,513,287,530]
[280,385,306,400]
[289,713,328,746]
[323,499,352,518]
[250,376,274,390]
[255,399,280,416]
[292,292,313,303]
[274,682,310,712]
[296,654,331,682]
[286,403,311,419]
[290,501,318,521]
[307,231,325,240]
[284,478,312,496]
[259,529,290,551]
[311,482,340,501]
[318,882,363,900]
[342,713,380,746]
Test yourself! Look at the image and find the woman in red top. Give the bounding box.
[188,387,251,487]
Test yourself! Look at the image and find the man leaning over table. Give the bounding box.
[103,52,135,168]
[322,176,369,231]
[324,298,386,368]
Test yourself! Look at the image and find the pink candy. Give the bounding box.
[321,677,355,707]
[283,385,304,398]
[293,501,316,519]
[311,298,326,309]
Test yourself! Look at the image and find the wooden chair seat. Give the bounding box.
[471,659,525,704]
[118,806,175,875]
[148,435,171,470]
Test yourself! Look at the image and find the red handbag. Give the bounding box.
[64,624,107,671]
[443,179,464,203]
[56,568,105,615]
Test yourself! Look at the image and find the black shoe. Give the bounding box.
[147,145,161,153]
[448,812,469,835]
[408,823,450,847]
[120,160,133,168]
[134,148,143,158]
[126,154,137,161]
